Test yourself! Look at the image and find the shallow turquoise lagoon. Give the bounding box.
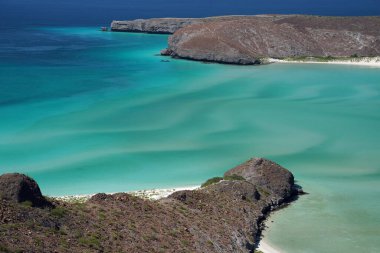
[0,27,379,252]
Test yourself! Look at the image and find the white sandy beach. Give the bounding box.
[268,57,380,67]
[258,240,283,253]
[52,185,200,202]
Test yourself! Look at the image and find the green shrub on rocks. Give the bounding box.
[201,174,245,187]
[223,174,245,181]
[51,207,66,218]
[201,177,223,187]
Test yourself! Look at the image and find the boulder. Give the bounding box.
[224,158,296,201]
[0,173,52,207]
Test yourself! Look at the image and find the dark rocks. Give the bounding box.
[224,158,296,202]
[0,173,52,208]
[160,48,173,56]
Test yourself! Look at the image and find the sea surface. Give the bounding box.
[1,1,380,253]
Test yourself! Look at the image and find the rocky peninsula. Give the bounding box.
[111,15,380,65]
[0,157,303,253]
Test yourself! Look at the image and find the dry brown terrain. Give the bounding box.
[111,15,380,64]
[0,157,303,253]
[165,15,380,64]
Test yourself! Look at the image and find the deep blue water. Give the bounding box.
[1,0,380,28]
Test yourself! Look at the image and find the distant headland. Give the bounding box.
[111,15,380,66]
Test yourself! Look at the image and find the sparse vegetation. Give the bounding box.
[201,174,245,187]
[201,177,223,187]
[284,55,337,62]
[51,207,66,218]
[20,200,33,207]
[0,244,11,253]
[78,235,101,248]
[223,174,245,181]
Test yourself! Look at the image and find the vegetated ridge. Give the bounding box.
[0,157,303,252]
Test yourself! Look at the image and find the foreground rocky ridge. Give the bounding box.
[112,15,380,65]
[0,158,302,252]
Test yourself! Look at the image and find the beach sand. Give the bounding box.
[268,57,380,67]
[258,240,283,253]
[52,185,200,202]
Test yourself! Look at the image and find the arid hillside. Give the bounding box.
[0,158,303,253]
[111,15,380,64]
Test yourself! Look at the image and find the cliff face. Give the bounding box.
[0,157,302,253]
[164,15,380,64]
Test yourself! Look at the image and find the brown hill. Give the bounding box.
[111,15,380,65]
[163,15,380,64]
[0,157,303,252]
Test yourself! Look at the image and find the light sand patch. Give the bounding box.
[52,185,200,202]
[258,240,283,253]
[267,57,380,67]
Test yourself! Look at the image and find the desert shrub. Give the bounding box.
[20,200,33,207]
[201,177,223,188]
[0,244,11,253]
[223,174,245,181]
[51,207,66,218]
[79,235,101,248]
[201,174,245,188]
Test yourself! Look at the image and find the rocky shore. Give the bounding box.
[0,157,303,253]
[112,15,380,65]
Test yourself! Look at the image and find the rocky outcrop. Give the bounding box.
[0,157,302,252]
[111,18,205,34]
[110,16,252,34]
[164,15,380,64]
[0,173,52,207]
[225,158,295,201]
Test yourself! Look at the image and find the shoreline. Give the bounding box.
[258,240,283,253]
[267,57,380,67]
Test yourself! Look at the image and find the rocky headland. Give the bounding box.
[0,157,303,253]
[111,18,205,34]
[112,15,380,65]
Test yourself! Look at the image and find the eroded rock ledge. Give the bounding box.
[0,157,302,252]
[112,15,380,65]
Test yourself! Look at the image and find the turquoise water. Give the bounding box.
[0,28,379,252]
